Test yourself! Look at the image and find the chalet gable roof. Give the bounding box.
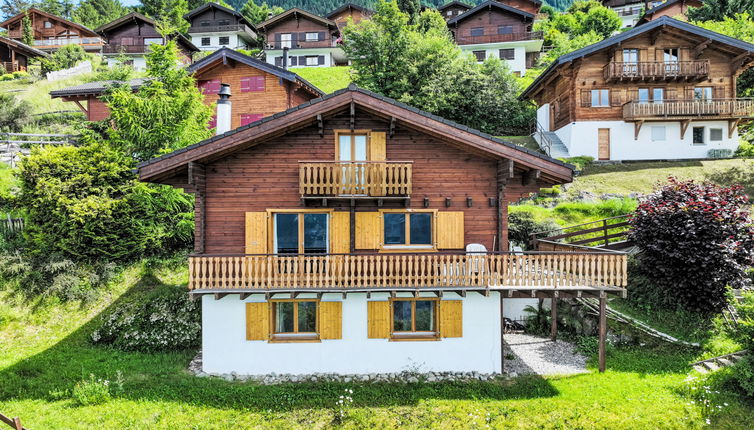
[326,3,375,19]
[258,8,338,31]
[520,16,754,100]
[636,0,703,26]
[183,2,255,30]
[95,12,199,52]
[138,85,573,184]
[187,47,324,97]
[447,0,535,25]
[0,7,99,37]
[438,1,473,12]
[0,35,49,58]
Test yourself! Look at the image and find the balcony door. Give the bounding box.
[664,48,679,75]
[337,133,368,195]
[622,49,638,76]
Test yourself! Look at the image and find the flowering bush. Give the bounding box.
[683,375,730,425]
[333,388,354,424]
[72,374,114,406]
[629,178,754,313]
[91,286,200,352]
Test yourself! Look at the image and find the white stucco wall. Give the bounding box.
[503,298,538,323]
[107,56,146,71]
[201,291,503,375]
[265,48,338,67]
[536,104,550,132]
[191,33,251,51]
[460,45,528,75]
[554,120,739,161]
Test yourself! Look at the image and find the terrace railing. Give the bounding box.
[299,161,412,197]
[266,40,337,49]
[623,98,754,120]
[603,60,709,82]
[454,31,543,45]
[188,24,255,34]
[531,215,632,251]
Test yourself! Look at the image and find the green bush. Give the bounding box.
[72,374,112,405]
[552,198,637,219]
[560,156,594,171]
[11,71,28,79]
[736,141,754,157]
[0,93,32,132]
[40,44,89,75]
[508,211,560,250]
[733,355,754,397]
[0,74,13,81]
[706,162,754,200]
[91,285,200,352]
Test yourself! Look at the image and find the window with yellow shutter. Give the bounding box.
[253,299,343,342]
[390,298,440,340]
[380,209,437,251]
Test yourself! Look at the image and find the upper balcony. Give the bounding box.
[623,98,754,121]
[266,40,338,50]
[603,60,709,82]
[188,24,256,37]
[299,161,412,200]
[33,37,103,49]
[454,31,543,46]
[102,44,151,54]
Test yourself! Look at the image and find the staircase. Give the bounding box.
[541,131,570,159]
[531,215,634,252]
[692,351,748,374]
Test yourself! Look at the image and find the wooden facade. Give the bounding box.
[438,1,472,20]
[185,2,256,36]
[0,8,102,52]
[0,35,47,73]
[637,0,703,26]
[96,12,197,62]
[326,3,374,28]
[497,0,542,15]
[448,1,537,46]
[258,8,339,50]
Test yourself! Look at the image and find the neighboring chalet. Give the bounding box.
[258,8,344,68]
[447,1,543,76]
[326,3,374,29]
[438,1,472,20]
[0,8,102,52]
[136,84,627,376]
[49,48,323,127]
[521,17,754,161]
[185,2,258,51]
[636,0,703,26]
[496,0,542,16]
[0,35,48,73]
[96,12,198,71]
[602,0,646,28]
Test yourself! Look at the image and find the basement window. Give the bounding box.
[693,127,705,145]
[271,300,319,341]
[391,298,438,340]
[651,126,666,142]
[710,128,723,142]
[472,50,486,62]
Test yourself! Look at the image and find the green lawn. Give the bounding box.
[293,66,352,94]
[1,261,752,429]
[0,74,98,114]
[0,163,15,201]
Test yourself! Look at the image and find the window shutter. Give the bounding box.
[274,56,282,67]
[274,33,281,43]
[240,77,251,92]
[580,90,590,107]
[291,32,298,46]
[245,212,268,254]
[296,55,304,65]
[254,76,265,91]
[330,211,350,254]
[318,55,325,65]
[367,301,390,338]
[208,115,217,129]
[288,56,296,66]
[436,211,465,249]
[440,300,463,338]
[368,131,386,161]
[319,301,342,339]
[610,90,622,107]
[318,31,325,41]
[197,80,208,94]
[246,302,269,340]
[355,212,381,249]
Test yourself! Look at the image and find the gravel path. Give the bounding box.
[503,333,588,376]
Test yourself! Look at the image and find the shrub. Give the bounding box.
[40,44,89,74]
[733,355,754,397]
[629,178,754,313]
[72,374,113,406]
[706,162,754,200]
[0,74,13,81]
[735,140,754,157]
[508,211,560,250]
[91,285,200,352]
[11,71,28,79]
[560,156,594,171]
[0,93,32,132]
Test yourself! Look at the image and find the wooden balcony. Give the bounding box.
[266,40,337,49]
[0,61,20,73]
[188,24,255,36]
[623,98,754,120]
[603,61,709,82]
[299,161,412,198]
[7,30,21,39]
[188,252,628,293]
[102,44,150,54]
[454,31,543,45]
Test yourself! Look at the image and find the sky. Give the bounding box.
[122,0,142,6]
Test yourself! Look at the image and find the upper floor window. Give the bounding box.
[470,27,484,37]
[622,49,638,63]
[392,298,438,339]
[694,87,713,101]
[279,33,292,48]
[144,37,163,46]
[499,48,514,60]
[219,36,230,45]
[305,32,319,41]
[383,212,433,249]
[591,89,610,107]
[472,50,486,62]
[498,26,513,35]
[43,21,52,28]
[337,132,368,161]
[218,19,230,26]
[664,48,679,63]
[638,88,664,104]
[446,10,453,16]
[200,20,210,27]
[274,212,328,255]
[241,76,265,92]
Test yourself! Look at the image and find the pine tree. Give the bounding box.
[22,11,33,46]
[73,0,127,29]
[687,0,754,22]
[396,0,420,23]
[1,0,32,20]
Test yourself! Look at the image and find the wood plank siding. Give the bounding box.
[449,3,534,46]
[260,10,338,50]
[0,8,102,51]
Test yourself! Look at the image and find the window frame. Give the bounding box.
[218,36,230,46]
[472,50,486,62]
[650,126,666,142]
[590,89,610,107]
[470,27,484,37]
[709,128,724,142]
[334,130,371,162]
[498,48,515,60]
[389,297,440,341]
[268,209,333,255]
[380,209,437,251]
[692,126,705,145]
[269,299,321,342]
[200,37,211,46]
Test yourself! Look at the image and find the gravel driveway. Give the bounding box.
[503,333,588,376]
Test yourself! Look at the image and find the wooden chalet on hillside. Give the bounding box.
[326,3,374,29]
[601,0,646,28]
[258,8,344,68]
[438,1,472,20]
[136,85,627,376]
[636,0,703,26]
[0,8,102,52]
[184,2,258,51]
[0,35,48,73]
[521,17,754,161]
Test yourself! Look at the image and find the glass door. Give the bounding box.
[337,133,368,194]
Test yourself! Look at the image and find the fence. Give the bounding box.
[0,133,78,167]
[46,60,92,82]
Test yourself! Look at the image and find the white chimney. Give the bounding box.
[216,83,231,135]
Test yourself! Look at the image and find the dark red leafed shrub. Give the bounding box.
[629,178,754,313]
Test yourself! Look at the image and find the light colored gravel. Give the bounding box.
[503,333,588,376]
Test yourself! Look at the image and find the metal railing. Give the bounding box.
[603,60,709,81]
[531,215,632,251]
[532,120,554,157]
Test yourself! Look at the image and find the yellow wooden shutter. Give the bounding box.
[440,300,463,338]
[319,301,342,339]
[355,212,381,249]
[246,302,269,341]
[368,132,386,197]
[368,131,386,161]
[330,211,350,254]
[245,212,267,254]
[436,211,465,249]
[367,301,390,338]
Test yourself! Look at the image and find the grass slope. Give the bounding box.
[0,74,98,114]
[292,66,352,94]
[1,261,752,429]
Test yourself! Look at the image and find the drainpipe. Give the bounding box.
[282,46,289,69]
[216,83,231,135]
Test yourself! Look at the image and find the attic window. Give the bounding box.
[218,19,230,26]
[200,20,210,27]
[470,27,483,37]
[44,21,53,29]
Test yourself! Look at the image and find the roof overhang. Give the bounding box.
[258,8,338,31]
[447,1,535,26]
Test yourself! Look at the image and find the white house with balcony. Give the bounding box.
[184,3,258,52]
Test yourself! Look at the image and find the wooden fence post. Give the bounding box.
[599,294,607,373]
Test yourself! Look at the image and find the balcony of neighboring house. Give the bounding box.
[187,251,628,293]
[189,23,255,36]
[266,39,338,50]
[1,61,20,72]
[604,60,710,82]
[299,161,413,200]
[454,31,543,46]
[33,36,103,50]
[7,30,21,38]
[102,39,164,55]
[623,98,754,121]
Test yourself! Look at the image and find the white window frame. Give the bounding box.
[280,33,292,49]
[709,128,723,142]
[305,32,318,41]
[305,56,319,66]
[591,89,610,107]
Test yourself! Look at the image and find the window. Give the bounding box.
[693,127,705,144]
[241,76,265,92]
[272,300,318,339]
[392,299,438,338]
[710,128,723,141]
[470,27,484,37]
[447,10,452,16]
[591,89,610,107]
[663,48,679,63]
[694,87,713,101]
[639,88,664,103]
[201,37,210,46]
[305,56,319,66]
[651,126,666,141]
[43,21,52,29]
[218,19,230,26]
[219,36,230,46]
[274,212,328,254]
[653,88,664,103]
[337,133,368,162]
[383,212,433,248]
[305,32,319,41]
[638,88,650,104]
[472,50,486,62]
[200,20,210,27]
[499,48,514,60]
[623,49,638,63]
[280,33,292,48]
[498,26,513,35]
[240,113,263,126]
[143,37,163,46]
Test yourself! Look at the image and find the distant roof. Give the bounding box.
[49,78,149,98]
[183,2,255,30]
[0,35,49,58]
[326,3,375,19]
[188,47,324,97]
[636,0,703,26]
[257,7,337,30]
[438,1,473,12]
[520,16,754,100]
[0,7,99,37]
[95,12,199,52]
[447,0,535,25]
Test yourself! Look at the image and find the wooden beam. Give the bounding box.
[240,293,251,300]
[214,293,228,300]
[349,101,355,131]
[72,100,88,116]
[680,119,691,140]
[550,296,558,341]
[317,114,323,137]
[729,118,741,139]
[523,169,540,186]
[634,120,643,140]
[389,116,396,138]
[694,39,712,58]
[598,295,607,373]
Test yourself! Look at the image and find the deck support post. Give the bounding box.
[500,292,505,374]
[598,294,607,373]
[550,296,558,341]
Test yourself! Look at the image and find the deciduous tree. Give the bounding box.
[73,0,127,29]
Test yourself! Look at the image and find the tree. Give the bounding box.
[21,10,33,46]
[73,0,127,30]
[141,0,190,33]
[688,0,754,22]
[40,43,89,74]
[0,93,31,132]
[239,0,284,25]
[629,178,754,313]
[397,0,420,23]
[0,0,31,19]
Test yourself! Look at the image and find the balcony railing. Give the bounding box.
[604,61,709,81]
[455,31,543,45]
[188,252,628,291]
[102,44,152,54]
[299,161,412,197]
[266,40,337,49]
[189,24,255,34]
[0,62,20,73]
[7,30,21,38]
[623,98,754,120]
[33,37,103,47]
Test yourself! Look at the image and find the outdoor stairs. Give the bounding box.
[692,351,748,374]
[541,131,570,159]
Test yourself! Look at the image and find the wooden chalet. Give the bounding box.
[0,35,48,73]
[601,0,646,28]
[184,2,258,51]
[636,0,703,26]
[136,85,626,376]
[521,16,754,161]
[438,1,472,20]
[497,0,542,16]
[48,78,147,121]
[0,8,102,52]
[326,3,374,29]
[258,8,345,68]
[96,12,198,71]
